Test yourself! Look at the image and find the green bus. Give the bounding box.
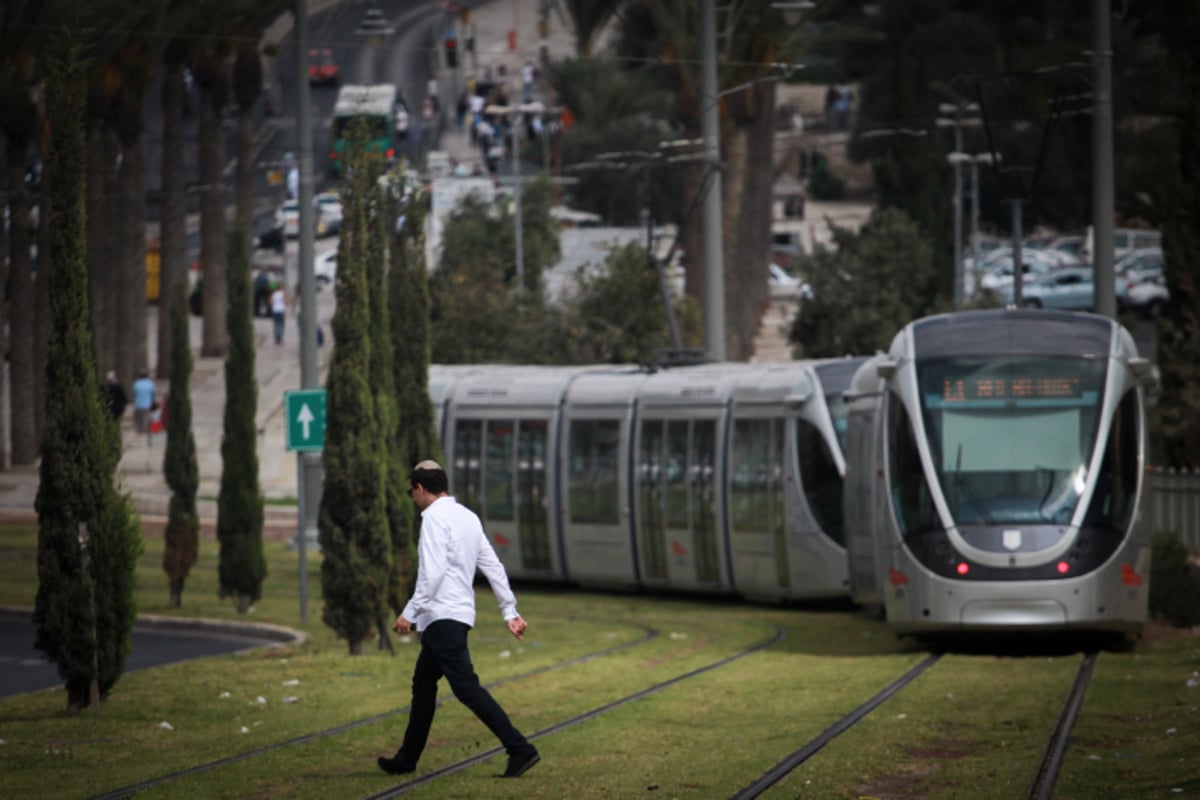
[330,83,399,175]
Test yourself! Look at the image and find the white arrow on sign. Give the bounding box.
[297,403,315,439]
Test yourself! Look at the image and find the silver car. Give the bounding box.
[999,266,1094,310]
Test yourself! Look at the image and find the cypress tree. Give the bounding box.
[162,278,199,606]
[216,225,265,612]
[367,185,409,620]
[391,184,441,469]
[33,41,142,712]
[318,136,393,654]
[388,182,439,600]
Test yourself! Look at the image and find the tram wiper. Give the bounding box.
[952,443,994,525]
[1036,470,1056,525]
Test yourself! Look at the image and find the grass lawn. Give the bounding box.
[1,521,1198,799]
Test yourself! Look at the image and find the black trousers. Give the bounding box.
[397,619,531,763]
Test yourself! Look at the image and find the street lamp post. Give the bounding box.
[948,151,995,302]
[937,102,980,308]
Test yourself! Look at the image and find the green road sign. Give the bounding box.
[285,389,327,451]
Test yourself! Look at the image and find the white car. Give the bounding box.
[275,198,337,238]
[314,249,337,288]
[768,263,812,300]
[1125,274,1168,317]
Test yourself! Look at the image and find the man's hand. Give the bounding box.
[393,615,413,635]
[507,616,527,640]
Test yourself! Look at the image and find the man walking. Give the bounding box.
[378,460,540,779]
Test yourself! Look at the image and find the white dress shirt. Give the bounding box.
[402,496,519,631]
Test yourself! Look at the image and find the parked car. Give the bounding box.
[307,48,339,85]
[1000,266,1094,310]
[1114,247,1164,309]
[768,263,804,300]
[974,251,1063,296]
[275,198,336,238]
[1125,273,1169,317]
[314,191,343,236]
[314,249,337,288]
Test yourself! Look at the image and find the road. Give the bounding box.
[140,0,448,245]
[0,611,288,699]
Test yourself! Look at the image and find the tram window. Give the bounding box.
[486,421,515,521]
[666,422,689,529]
[887,394,939,534]
[453,420,482,513]
[797,419,845,545]
[1084,390,1140,531]
[568,419,621,524]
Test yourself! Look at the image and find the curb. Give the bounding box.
[0,605,308,650]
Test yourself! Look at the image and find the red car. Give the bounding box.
[308,49,339,85]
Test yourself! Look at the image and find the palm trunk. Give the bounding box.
[0,137,8,469]
[158,60,187,380]
[86,120,116,378]
[8,143,36,464]
[117,107,147,386]
[34,157,51,440]
[199,80,228,357]
[235,105,254,254]
[722,82,776,361]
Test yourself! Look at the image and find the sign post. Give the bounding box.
[285,388,325,623]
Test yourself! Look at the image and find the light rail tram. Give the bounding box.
[843,309,1155,637]
[427,357,866,603]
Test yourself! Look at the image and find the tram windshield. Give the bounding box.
[915,356,1106,525]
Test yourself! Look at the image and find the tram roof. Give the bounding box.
[908,310,1115,359]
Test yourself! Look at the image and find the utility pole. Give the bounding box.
[1092,0,1116,318]
[294,0,320,622]
[700,0,725,361]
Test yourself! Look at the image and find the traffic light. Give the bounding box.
[445,38,458,68]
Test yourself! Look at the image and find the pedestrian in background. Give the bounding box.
[132,369,156,434]
[378,460,540,780]
[101,370,127,422]
[270,282,287,345]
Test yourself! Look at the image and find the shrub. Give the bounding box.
[1149,529,1200,627]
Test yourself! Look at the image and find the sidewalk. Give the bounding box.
[434,0,577,175]
[0,253,334,529]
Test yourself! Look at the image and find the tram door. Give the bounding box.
[727,416,789,598]
[636,418,724,591]
[561,415,637,586]
[451,418,556,580]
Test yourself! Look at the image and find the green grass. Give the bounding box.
[2,522,1198,799]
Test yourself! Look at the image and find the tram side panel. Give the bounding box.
[843,356,888,611]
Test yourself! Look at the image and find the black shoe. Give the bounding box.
[503,748,540,778]
[377,754,416,776]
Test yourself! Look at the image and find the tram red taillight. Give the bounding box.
[956,562,969,575]
[1057,561,1070,574]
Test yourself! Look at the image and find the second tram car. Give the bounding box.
[844,310,1155,635]
[428,358,865,602]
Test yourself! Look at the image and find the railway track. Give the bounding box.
[728,648,1100,799]
[362,626,788,799]
[91,620,660,800]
